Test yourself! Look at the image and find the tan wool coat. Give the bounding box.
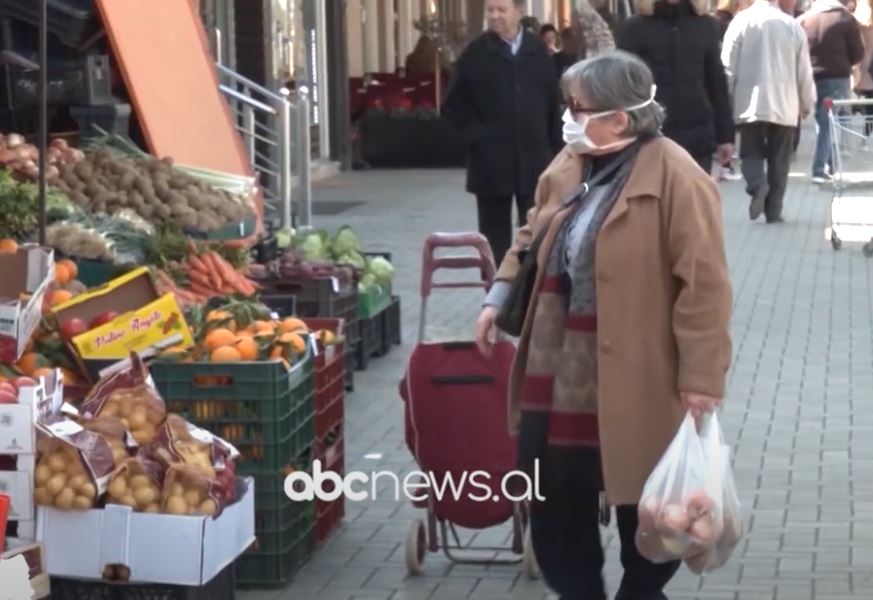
[496,137,733,505]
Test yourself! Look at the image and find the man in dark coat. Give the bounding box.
[442,0,562,266]
[617,0,735,174]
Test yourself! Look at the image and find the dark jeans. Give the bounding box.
[739,122,795,221]
[475,193,533,266]
[694,154,713,175]
[530,449,681,600]
[813,77,850,176]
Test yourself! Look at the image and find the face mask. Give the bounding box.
[562,85,658,154]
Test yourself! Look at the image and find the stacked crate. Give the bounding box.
[150,348,316,587]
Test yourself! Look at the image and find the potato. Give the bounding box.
[34,464,51,485]
[73,496,93,510]
[130,475,150,489]
[46,474,67,496]
[48,452,68,473]
[129,407,147,429]
[34,487,53,506]
[144,504,160,514]
[68,474,88,491]
[184,489,202,507]
[170,482,185,497]
[119,494,138,509]
[118,400,133,418]
[80,482,97,500]
[55,487,76,509]
[146,407,164,426]
[131,427,155,445]
[102,401,119,418]
[166,496,187,515]
[109,477,127,498]
[66,461,84,478]
[133,486,157,506]
[199,499,218,516]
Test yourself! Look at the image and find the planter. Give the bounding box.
[361,114,465,168]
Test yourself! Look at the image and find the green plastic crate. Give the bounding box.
[357,284,391,319]
[251,447,315,554]
[151,347,315,468]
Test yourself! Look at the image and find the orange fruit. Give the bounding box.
[254,320,276,333]
[278,318,308,334]
[53,263,73,286]
[235,337,259,361]
[49,289,73,306]
[278,332,307,354]
[0,239,18,254]
[206,310,236,329]
[317,330,336,345]
[160,345,189,360]
[204,328,236,351]
[17,352,48,375]
[56,259,78,280]
[211,346,242,363]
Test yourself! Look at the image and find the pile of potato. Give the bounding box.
[34,446,100,510]
[162,466,219,517]
[98,386,166,446]
[107,459,162,513]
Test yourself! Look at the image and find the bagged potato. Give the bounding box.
[80,416,134,467]
[161,464,223,517]
[33,423,115,510]
[81,353,166,445]
[107,456,166,513]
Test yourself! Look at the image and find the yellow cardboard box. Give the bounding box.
[52,268,193,361]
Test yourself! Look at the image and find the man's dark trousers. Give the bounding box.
[739,122,795,221]
[475,194,533,265]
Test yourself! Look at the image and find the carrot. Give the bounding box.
[187,254,209,274]
[209,251,238,286]
[198,253,223,290]
[189,282,217,298]
[186,269,212,288]
[229,274,248,295]
[236,277,256,297]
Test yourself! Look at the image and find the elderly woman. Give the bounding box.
[476,51,732,599]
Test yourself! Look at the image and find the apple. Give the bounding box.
[14,377,37,389]
[0,382,16,396]
[60,317,89,341]
[90,311,120,329]
[0,389,16,404]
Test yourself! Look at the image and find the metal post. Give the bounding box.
[242,103,256,163]
[37,0,47,245]
[278,89,293,231]
[297,86,312,229]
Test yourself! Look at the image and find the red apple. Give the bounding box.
[90,311,120,329]
[14,377,37,389]
[0,382,16,396]
[0,389,16,404]
[60,317,89,341]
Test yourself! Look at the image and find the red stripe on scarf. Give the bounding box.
[566,313,597,332]
[548,411,600,445]
[520,374,554,410]
[540,274,565,293]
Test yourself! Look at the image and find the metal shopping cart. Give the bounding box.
[826,97,873,255]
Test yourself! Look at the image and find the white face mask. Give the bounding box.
[562,85,658,154]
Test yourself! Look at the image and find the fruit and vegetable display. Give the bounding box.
[0,133,83,182]
[153,247,260,308]
[33,430,114,510]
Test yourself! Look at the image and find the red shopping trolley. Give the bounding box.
[399,232,538,576]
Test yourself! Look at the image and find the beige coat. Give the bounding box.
[496,137,733,505]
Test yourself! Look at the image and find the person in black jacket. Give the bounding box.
[617,0,735,174]
[442,0,562,266]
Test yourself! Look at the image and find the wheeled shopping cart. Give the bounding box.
[826,97,873,255]
[398,232,538,578]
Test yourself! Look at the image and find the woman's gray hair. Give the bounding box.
[561,50,666,137]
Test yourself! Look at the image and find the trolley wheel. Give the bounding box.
[522,525,540,580]
[864,242,873,258]
[831,233,842,251]
[405,519,427,575]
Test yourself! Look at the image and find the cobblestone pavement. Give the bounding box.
[240,141,873,600]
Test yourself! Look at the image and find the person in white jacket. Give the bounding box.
[722,0,816,223]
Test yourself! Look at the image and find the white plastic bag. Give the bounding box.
[635,412,726,564]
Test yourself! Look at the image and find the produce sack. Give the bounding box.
[636,412,725,563]
[80,415,135,467]
[107,456,166,513]
[685,415,744,573]
[161,463,224,517]
[33,424,115,510]
[80,353,166,445]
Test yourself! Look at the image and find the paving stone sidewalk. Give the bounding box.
[240,144,873,600]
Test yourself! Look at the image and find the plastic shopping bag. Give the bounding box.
[635,412,726,564]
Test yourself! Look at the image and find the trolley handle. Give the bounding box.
[420,232,496,298]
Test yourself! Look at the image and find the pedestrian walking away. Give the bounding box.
[442,0,563,267]
[798,0,865,183]
[616,0,735,175]
[722,0,815,223]
[477,50,733,600]
[852,0,873,135]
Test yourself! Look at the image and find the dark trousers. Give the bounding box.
[693,154,713,175]
[475,194,533,266]
[530,451,681,600]
[739,122,795,221]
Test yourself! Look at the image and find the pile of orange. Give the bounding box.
[197,316,311,365]
[0,238,18,254]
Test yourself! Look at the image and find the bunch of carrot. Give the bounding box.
[152,250,260,307]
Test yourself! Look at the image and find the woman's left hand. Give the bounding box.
[680,392,722,419]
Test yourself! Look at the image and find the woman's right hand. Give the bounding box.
[475,306,499,357]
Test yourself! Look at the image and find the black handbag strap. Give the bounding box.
[527,141,643,257]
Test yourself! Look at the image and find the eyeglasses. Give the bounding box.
[566,99,606,116]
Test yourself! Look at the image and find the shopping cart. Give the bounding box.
[826,97,873,255]
[398,232,538,577]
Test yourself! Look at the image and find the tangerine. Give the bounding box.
[56,259,78,280]
[49,289,73,306]
[0,239,18,254]
[204,328,236,351]
[161,345,189,360]
[211,346,242,363]
[278,318,308,334]
[254,320,276,333]
[278,332,307,354]
[17,352,48,375]
[317,330,336,345]
[235,336,259,361]
[53,263,73,286]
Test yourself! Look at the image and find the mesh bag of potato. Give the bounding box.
[161,464,223,517]
[107,456,166,514]
[34,427,116,510]
[80,416,135,467]
[636,412,727,565]
[80,354,167,446]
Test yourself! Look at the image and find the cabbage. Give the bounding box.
[337,250,366,270]
[358,273,377,292]
[300,232,328,260]
[331,225,361,257]
[368,256,394,287]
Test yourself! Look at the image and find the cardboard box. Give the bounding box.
[37,477,255,586]
[0,454,35,521]
[0,245,54,363]
[52,267,194,363]
[1,542,51,599]
[0,372,63,456]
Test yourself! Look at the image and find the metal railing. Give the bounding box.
[215,63,312,230]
